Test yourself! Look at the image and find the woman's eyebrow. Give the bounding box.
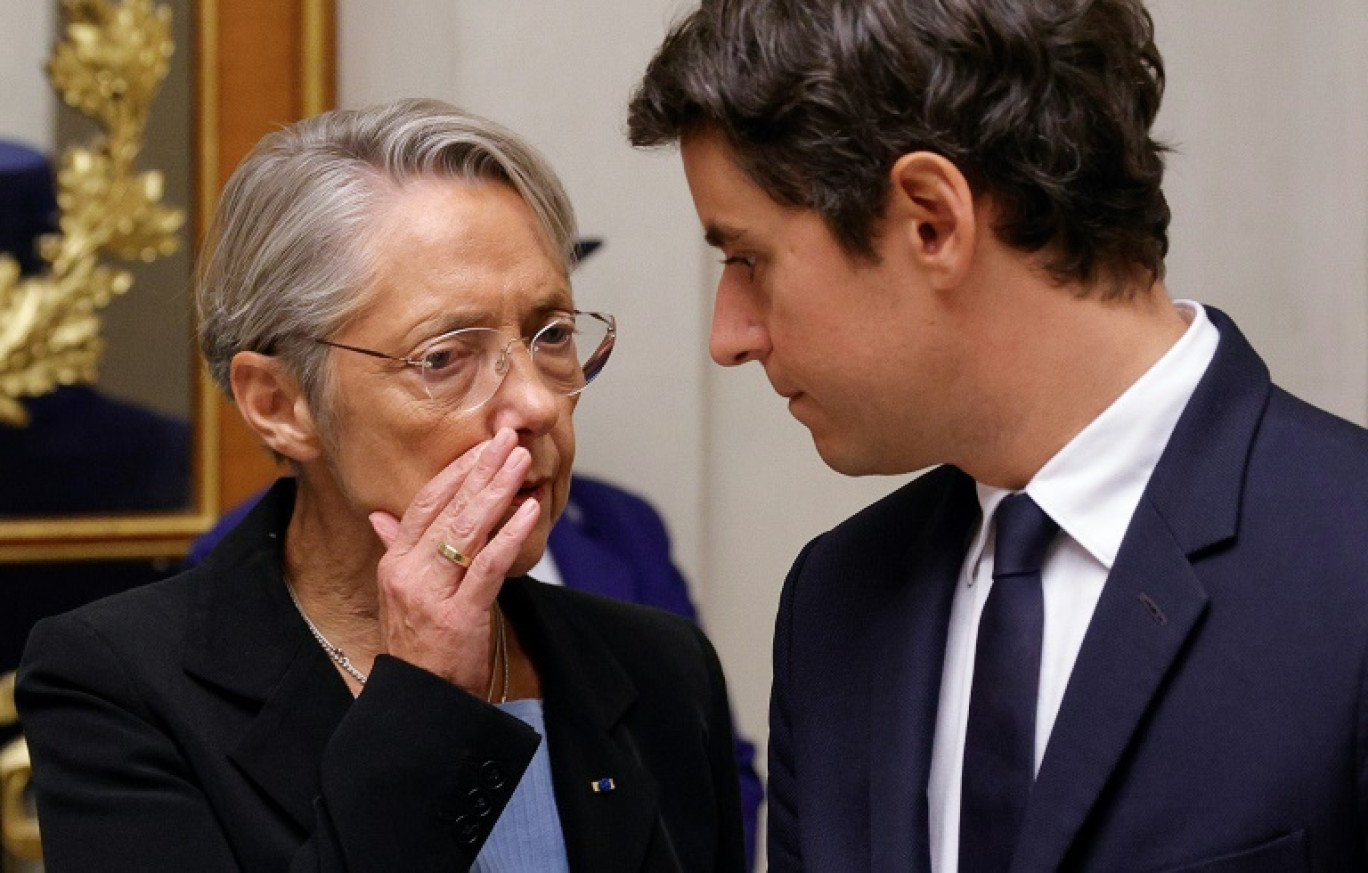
[527,292,576,319]
[406,291,576,346]
[395,310,488,351]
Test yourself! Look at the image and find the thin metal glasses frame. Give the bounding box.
[315,310,616,411]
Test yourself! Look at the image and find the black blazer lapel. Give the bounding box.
[226,642,353,834]
[545,706,668,873]
[501,578,669,873]
[181,480,354,834]
[1013,308,1272,871]
[870,470,979,873]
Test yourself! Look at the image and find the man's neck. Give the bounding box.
[955,278,1189,490]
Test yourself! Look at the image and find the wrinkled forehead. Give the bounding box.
[341,178,573,347]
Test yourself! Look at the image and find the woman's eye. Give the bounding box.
[538,323,573,346]
[422,349,452,370]
[420,341,476,373]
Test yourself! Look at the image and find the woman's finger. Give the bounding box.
[434,444,531,560]
[386,428,517,554]
[369,510,401,548]
[453,498,541,610]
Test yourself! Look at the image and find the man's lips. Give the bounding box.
[767,373,800,400]
[785,392,816,423]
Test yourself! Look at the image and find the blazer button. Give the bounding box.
[479,760,507,790]
[450,815,482,847]
[468,787,493,817]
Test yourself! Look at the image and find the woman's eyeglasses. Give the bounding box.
[316,310,616,414]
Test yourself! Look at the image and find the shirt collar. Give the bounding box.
[966,300,1219,576]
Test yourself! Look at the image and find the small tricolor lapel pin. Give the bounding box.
[590,777,617,794]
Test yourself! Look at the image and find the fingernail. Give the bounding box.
[515,497,540,525]
[367,513,384,540]
[480,431,513,460]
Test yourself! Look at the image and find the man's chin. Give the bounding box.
[813,431,919,477]
[793,407,867,474]
[813,435,869,477]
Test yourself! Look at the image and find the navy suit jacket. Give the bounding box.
[768,309,1368,872]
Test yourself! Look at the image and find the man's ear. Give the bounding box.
[229,351,324,463]
[886,152,978,290]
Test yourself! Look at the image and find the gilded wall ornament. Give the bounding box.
[0,0,184,426]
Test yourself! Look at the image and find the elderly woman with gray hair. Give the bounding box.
[16,98,745,872]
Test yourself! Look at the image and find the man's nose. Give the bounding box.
[708,277,770,366]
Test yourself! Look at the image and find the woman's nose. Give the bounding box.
[489,343,561,435]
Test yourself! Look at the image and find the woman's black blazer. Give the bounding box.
[17,480,746,872]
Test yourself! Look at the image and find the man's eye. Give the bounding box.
[720,255,756,270]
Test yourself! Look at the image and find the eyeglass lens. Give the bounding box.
[414,312,615,410]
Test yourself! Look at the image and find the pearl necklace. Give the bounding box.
[285,582,509,703]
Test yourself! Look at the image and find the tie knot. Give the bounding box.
[992,493,1058,580]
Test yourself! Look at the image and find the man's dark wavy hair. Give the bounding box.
[628,0,1171,295]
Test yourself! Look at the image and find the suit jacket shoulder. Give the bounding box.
[769,465,979,871]
[781,464,978,638]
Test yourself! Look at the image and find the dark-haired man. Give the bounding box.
[629,1,1368,871]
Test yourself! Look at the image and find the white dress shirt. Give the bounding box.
[927,300,1219,873]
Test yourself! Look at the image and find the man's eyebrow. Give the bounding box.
[703,223,745,249]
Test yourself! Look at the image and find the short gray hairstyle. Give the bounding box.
[195,97,578,423]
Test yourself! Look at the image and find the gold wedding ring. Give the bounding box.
[437,541,474,568]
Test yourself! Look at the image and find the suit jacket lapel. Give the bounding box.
[1013,308,1272,871]
[225,642,352,834]
[181,480,354,834]
[870,470,980,873]
[501,578,669,873]
[1014,500,1207,871]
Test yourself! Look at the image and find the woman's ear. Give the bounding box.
[886,151,978,290]
[229,351,323,463]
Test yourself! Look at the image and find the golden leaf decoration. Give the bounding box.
[0,0,183,427]
[47,0,173,138]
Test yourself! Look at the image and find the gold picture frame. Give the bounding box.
[0,0,334,563]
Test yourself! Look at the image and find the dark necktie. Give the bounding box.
[960,492,1059,873]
